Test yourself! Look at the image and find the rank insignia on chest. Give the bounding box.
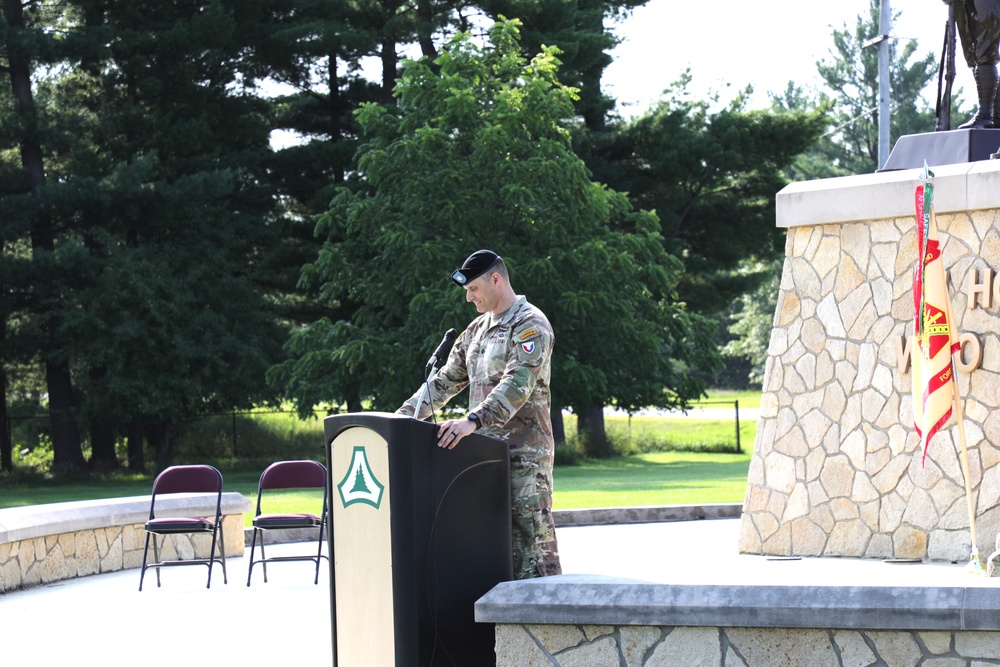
[521,341,535,354]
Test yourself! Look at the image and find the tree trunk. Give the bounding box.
[551,401,565,444]
[416,0,438,59]
[150,422,172,473]
[126,422,145,472]
[82,236,118,471]
[380,35,397,104]
[379,0,403,105]
[3,0,84,474]
[0,361,10,473]
[0,238,10,473]
[46,363,86,473]
[579,62,608,132]
[89,419,118,470]
[577,406,613,457]
[328,55,345,183]
[345,384,363,414]
[576,0,610,132]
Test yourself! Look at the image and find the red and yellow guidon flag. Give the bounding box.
[912,169,959,466]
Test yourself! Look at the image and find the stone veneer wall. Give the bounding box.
[0,515,244,593]
[494,624,1000,666]
[739,161,1000,561]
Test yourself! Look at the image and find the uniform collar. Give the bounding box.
[488,295,526,328]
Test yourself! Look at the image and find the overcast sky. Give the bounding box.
[604,0,959,117]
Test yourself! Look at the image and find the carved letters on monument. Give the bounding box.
[895,265,1000,374]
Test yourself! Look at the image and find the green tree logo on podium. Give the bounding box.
[337,446,385,509]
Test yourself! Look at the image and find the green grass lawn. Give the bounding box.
[0,450,752,525]
[0,389,759,524]
[596,416,754,456]
[691,388,761,409]
[554,450,750,509]
[0,473,326,527]
[0,471,261,508]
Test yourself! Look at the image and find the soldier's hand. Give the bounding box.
[436,418,476,449]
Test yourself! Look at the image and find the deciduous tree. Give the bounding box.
[272,19,720,453]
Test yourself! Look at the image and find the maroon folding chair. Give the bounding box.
[247,460,329,586]
[139,464,227,591]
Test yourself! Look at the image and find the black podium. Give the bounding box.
[324,412,512,667]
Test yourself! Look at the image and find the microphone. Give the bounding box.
[425,328,458,372]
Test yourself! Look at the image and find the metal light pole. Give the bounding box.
[878,0,892,168]
[863,0,893,169]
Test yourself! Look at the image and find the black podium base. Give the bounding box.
[882,128,1000,171]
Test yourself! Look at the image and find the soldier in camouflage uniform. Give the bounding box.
[396,250,561,579]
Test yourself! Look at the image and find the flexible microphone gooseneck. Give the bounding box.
[416,328,459,423]
[425,328,458,374]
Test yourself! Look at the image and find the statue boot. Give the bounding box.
[994,81,1000,128]
[994,84,1000,160]
[960,64,998,129]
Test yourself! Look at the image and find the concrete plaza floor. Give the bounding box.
[2,518,997,665]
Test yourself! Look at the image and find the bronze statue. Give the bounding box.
[942,0,1000,128]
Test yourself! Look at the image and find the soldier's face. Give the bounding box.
[465,273,500,314]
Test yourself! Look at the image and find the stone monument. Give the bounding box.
[739,160,1000,563]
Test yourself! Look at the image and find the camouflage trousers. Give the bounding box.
[510,465,561,579]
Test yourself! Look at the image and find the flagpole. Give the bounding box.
[935,209,984,572]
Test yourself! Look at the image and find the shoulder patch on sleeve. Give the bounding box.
[514,323,543,342]
[512,323,547,363]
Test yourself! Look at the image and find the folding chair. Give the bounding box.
[139,464,227,591]
[246,460,329,586]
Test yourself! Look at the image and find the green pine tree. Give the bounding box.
[350,466,370,495]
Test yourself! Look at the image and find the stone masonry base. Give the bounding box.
[0,515,244,592]
[496,624,1000,666]
[0,493,252,593]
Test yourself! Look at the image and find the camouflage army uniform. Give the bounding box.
[398,296,561,579]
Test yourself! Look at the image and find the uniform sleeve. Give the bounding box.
[472,321,550,429]
[396,330,471,420]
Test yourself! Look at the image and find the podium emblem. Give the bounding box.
[337,446,386,509]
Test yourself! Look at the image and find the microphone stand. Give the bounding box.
[414,328,456,424]
[414,360,442,423]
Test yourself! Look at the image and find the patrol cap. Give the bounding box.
[451,249,500,286]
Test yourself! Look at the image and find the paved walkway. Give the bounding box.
[2,541,336,664]
[2,519,997,664]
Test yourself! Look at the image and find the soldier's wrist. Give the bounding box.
[467,412,482,430]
